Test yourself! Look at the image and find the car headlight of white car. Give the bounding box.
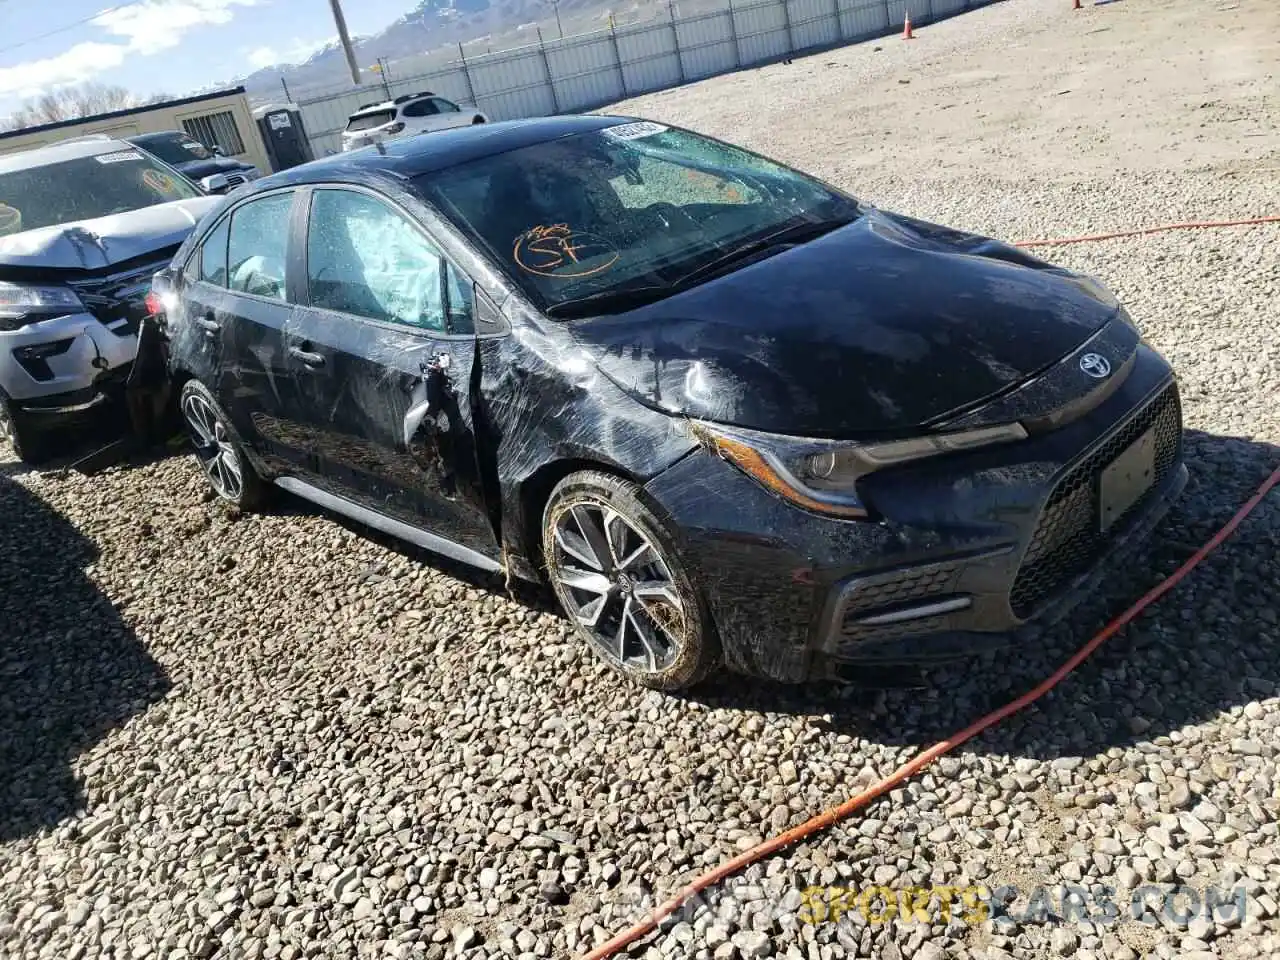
[0,281,85,331]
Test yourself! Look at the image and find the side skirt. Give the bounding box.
[274,476,504,574]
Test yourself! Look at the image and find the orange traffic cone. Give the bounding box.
[903,11,914,39]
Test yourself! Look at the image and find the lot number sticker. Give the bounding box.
[94,150,145,164]
[604,121,667,141]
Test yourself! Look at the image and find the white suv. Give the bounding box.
[341,91,487,152]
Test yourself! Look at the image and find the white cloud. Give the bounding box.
[0,0,259,98]
[0,42,130,98]
[94,0,259,53]
[244,35,336,70]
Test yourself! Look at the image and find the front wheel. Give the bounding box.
[542,470,718,690]
[0,393,50,464]
[179,380,270,510]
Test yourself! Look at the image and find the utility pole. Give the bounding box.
[327,0,363,85]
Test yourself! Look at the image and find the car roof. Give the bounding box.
[256,115,631,190]
[0,136,139,175]
[349,90,439,116]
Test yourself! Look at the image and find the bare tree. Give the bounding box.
[0,83,153,132]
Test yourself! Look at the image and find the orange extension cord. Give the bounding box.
[582,215,1280,960]
[1015,215,1280,248]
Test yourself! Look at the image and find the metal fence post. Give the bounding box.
[781,0,795,55]
[832,0,843,39]
[536,28,562,113]
[458,42,478,106]
[609,17,630,97]
[668,2,687,83]
[726,0,742,68]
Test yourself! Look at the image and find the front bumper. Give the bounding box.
[0,311,137,404]
[644,344,1185,683]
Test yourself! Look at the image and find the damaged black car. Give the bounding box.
[146,116,1185,690]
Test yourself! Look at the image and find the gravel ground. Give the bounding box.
[2,1,1279,958]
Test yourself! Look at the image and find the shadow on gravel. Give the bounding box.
[685,428,1280,761]
[0,470,170,842]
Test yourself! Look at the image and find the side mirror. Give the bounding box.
[212,145,225,156]
[200,173,231,195]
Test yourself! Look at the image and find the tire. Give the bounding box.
[542,470,718,690]
[178,379,270,510]
[0,392,50,464]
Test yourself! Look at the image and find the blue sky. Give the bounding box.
[0,0,417,116]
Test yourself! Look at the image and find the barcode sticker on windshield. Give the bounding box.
[94,150,145,164]
[603,121,667,141]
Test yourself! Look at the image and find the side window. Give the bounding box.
[432,98,459,113]
[402,99,438,117]
[198,217,230,287]
[307,189,446,332]
[444,264,474,334]
[227,193,293,301]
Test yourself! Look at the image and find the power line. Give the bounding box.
[0,1,150,58]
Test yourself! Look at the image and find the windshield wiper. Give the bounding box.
[544,284,676,319]
[672,216,856,288]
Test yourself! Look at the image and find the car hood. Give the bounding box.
[566,209,1121,438]
[0,196,220,271]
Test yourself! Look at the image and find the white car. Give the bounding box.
[340,91,487,152]
[0,137,220,462]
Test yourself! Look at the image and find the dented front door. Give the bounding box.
[279,306,499,561]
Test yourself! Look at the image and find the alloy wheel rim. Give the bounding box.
[182,393,243,501]
[550,499,687,673]
[0,404,12,445]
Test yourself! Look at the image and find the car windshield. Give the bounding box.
[0,149,202,237]
[137,133,216,164]
[347,110,394,132]
[418,123,861,314]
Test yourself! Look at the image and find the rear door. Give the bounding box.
[277,184,499,559]
[213,189,305,471]
[169,213,237,397]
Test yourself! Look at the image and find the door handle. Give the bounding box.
[289,345,326,368]
[194,314,220,334]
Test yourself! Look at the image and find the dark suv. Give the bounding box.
[127,131,261,194]
[148,116,1184,691]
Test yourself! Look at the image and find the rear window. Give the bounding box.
[0,150,202,237]
[135,133,215,165]
[346,110,395,132]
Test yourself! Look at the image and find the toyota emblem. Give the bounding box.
[1079,353,1111,379]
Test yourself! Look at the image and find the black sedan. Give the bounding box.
[148,116,1185,690]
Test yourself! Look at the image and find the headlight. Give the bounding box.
[694,421,1028,519]
[0,282,85,331]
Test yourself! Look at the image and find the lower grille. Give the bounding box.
[1009,383,1182,618]
[839,557,967,642]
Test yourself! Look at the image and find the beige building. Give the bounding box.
[0,87,270,174]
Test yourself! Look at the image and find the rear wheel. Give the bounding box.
[0,393,49,464]
[542,470,717,690]
[179,380,270,510]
